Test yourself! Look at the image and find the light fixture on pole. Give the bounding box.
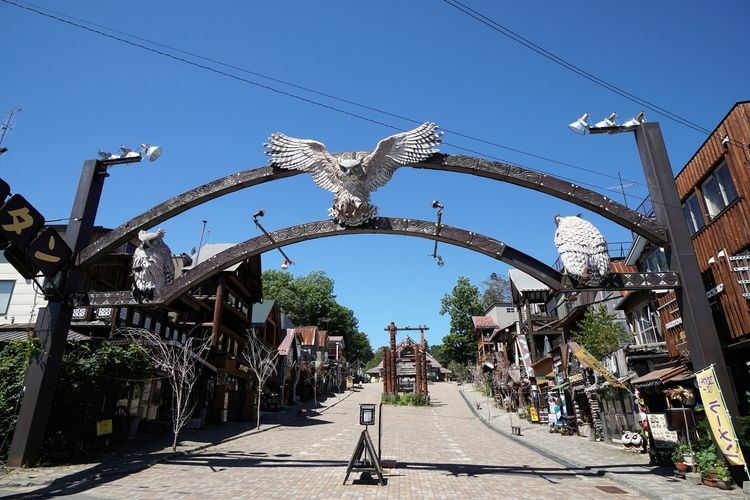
[252,209,295,269]
[8,142,162,467]
[566,112,741,420]
[98,143,162,165]
[567,113,591,135]
[430,200,445,267]
[570,111,646,135]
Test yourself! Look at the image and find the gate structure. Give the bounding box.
[9,123,735,466]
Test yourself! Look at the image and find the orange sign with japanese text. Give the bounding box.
[695,365,746,466]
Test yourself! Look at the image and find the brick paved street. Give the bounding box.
[2,382,648,499]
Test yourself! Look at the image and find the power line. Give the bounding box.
[3,1,656,207]
[440,0,712,135]
[2,0,646,191]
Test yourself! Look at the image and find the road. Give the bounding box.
[2,382,643,499]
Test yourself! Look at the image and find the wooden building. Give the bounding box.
[652,101,750,412]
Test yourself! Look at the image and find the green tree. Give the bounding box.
[438,276,484,366]
[262,269,372,364]
[365,347,385,372]
[481,272,511,308]
[0,338,38,459]
[572,305,630,359]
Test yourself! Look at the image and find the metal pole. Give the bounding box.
[378,402,382,461]
[634,122,740,419]
[8,159,107,466]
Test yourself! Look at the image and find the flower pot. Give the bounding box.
[683,454,695,465]
[675,462,690,473]
[702,477,719,488]
[716,479,732,490]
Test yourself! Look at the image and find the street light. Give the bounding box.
[430,200,444,267]
[252,209,295,269]
[8,144,161,467]
[568,114,740,419]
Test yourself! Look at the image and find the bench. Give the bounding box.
[511,425,522,436]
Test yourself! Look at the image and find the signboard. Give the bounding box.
[0,178,72,279]
[695,365,747,466]
[96,419,113,436]
[529,406,539,422]
[568,341,626,389]
[646,413,678,449]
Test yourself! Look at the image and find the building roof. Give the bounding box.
[328,335,345,347]
[295,326,317,346]
[508,269,549,292]
[190,243,240,271]
[472,316,499,330]
[278,329,296,355]
[250,299,276,327]
[631,364,691,388]
[317,330,328,348]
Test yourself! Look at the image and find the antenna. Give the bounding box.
[194,220,208,265]
[605,172,637,208]
[0,108,22,155]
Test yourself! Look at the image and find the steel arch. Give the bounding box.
[78,154,666,268]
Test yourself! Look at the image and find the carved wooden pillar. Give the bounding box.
[391,349,398,394]
[414,345,422,395]
[420,329,428,396]
[382,346,389,394]
[211,279,225,349]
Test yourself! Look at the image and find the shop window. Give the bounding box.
[701,161,738,220]
[0,280,14,315]
[682,193,704,235]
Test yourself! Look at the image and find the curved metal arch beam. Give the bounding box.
[151,217,562,305]
[78,154,667,268]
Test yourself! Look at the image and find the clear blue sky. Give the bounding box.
[1,1,748,350]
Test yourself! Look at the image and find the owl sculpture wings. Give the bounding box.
[265,122,442,226]
[553,215,610,286]
[131,228,175,302]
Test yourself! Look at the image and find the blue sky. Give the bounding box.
[1,1,748,350]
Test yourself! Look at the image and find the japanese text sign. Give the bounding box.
[695,365,746,466]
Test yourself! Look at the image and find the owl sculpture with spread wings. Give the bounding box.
[265,122,442,226]
[553,215,611,286]
[131,228,175,302]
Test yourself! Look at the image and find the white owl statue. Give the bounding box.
[553,215,610,286]
[131,228,175,301]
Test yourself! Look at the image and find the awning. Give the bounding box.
[630,365,691,388]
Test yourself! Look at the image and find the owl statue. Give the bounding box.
[131,228,175,302]
[553,215,610,286]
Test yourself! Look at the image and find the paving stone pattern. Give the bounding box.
[1,383,745,499]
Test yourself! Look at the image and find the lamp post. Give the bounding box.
[8,146,159,467]
[570,114,740,419]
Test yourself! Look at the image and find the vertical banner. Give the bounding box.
[515,335,534,378]
[695,365,747,466]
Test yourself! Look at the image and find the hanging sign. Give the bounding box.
[695,365,747,466]
[568,341,626,389]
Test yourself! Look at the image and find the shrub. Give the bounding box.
[381,392,431,406]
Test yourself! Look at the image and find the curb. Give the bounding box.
[458,387,660,500]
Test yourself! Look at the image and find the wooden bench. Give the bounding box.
[511,425,522,436]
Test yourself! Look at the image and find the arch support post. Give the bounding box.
[635,122,739,420]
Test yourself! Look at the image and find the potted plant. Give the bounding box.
[670,443,691,472]
[712,462,732,489]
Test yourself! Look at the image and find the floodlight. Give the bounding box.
[567,113,591,135]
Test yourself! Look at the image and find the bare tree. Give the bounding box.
[301,361,327,405]
[120,327,210,451]
[241,330,279,429]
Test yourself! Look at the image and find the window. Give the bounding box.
[701,161,738,219]
[642,247,669,273]
[682,193,705,235]
[632,303,662,345]
[0,280,14,315]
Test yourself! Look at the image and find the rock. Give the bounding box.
[684,472,702,486]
